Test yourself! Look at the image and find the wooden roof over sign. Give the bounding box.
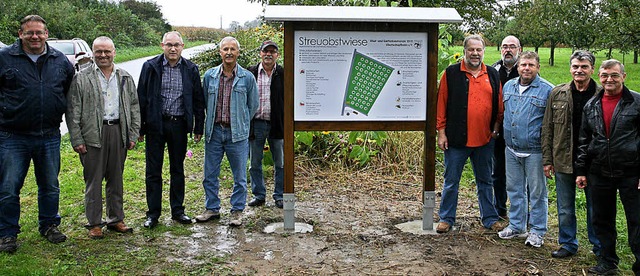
[264,5,463,23]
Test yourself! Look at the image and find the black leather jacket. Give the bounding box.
[575,86,640,177]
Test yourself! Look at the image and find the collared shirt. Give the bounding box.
[255,62,273,120]
[161,56,184,116]
[96,65,119,120]
[215,65,237,124]
[436,61,503,147]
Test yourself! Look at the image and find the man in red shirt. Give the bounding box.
[435,34,506,233]
[575,59,640,275]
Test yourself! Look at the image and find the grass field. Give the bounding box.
[451,46,640,91]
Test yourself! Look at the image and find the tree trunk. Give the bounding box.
[607,48,613,59]
[634,50,638,64]
[549,44,555,66]
[535,46,539,53]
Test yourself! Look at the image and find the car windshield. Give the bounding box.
[47,41,74,55]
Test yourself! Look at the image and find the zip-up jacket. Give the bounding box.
[137,54,204,137]
[575,86,640,177]
[66,64,141,148]
[0,39,74,136]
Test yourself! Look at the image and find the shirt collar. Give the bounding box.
[162,55,182,67]
[219,64,238,77]
[460,60,487,75]
[258,62,275,75]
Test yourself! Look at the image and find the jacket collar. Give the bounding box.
[7,39,63,59]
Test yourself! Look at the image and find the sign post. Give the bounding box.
[265,5,462,233]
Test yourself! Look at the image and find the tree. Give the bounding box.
[512,0,567,66]
[598,0,640,63]
[563,0,599,50]
[121,0,171,34]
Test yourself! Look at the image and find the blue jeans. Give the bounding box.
[0,131,62,237]
[438,140,499,228]
[202,125,249,212]
[555,172,601,254]
[249,120,284,201]
[505,149,548,236]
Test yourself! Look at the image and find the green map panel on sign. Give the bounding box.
[343,50,394,116]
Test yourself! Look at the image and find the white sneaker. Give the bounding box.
[525,232,544,248]
[229,211,243,227]
[498,227,527,240]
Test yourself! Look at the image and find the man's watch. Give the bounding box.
[492,130,500,137]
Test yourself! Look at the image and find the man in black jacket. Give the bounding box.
[247,41,285,209]
[137,31,205,228]
[490,35,521,220]
[0,15,74,253]
[576,59,640,275]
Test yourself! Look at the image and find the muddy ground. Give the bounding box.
[145,166,601,275]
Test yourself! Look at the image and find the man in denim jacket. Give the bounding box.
[195,37,258,227]
[498,51,553,248]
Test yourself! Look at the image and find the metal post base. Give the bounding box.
[283,193,295,231]
[422,191,436,231]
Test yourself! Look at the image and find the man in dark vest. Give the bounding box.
[435,34,506,233]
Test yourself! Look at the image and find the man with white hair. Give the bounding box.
[66,36,140,239]
[196,36,258,227]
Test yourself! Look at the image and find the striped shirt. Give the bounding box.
[161,57,184,116]
[254,62,273,120]
[215,66,237,124]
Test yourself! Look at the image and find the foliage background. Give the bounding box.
[0,0,171,47]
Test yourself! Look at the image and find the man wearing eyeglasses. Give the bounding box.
[66,36,140,239]
[246,41,285,209]
[541,50,601,259]
[491,35,521,221]
[0,15,74,253]
[575,59,640,275]
[137,31,205,229]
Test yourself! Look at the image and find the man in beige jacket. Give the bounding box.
[66,36,140,239]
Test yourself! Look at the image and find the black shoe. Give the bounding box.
[171,214,193,224]
[248,198,265,207]
[42,225,66,244]
[551,247,575,258]
[588,263,618,275]
[0,236,17,254]
[143,217,159,229]
[275,199,283,209]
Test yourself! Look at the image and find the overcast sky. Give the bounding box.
[153,0,265,29]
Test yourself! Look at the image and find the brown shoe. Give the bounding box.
[88,226,103,239]
[436,221,451,233]
[107,221,133,233]
[490,220,508,231]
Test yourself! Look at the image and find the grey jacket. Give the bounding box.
[66,64,141,148]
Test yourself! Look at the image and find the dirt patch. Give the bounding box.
[151,167,597,275]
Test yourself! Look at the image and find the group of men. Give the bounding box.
[0,15,284,252]
[437,34,640,275]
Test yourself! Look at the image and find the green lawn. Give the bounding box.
[451,46,640,91]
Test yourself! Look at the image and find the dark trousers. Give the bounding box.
[80,124,126,227]
[145,118,187,218]
[589,173,640,273]
[492,135,507,217]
